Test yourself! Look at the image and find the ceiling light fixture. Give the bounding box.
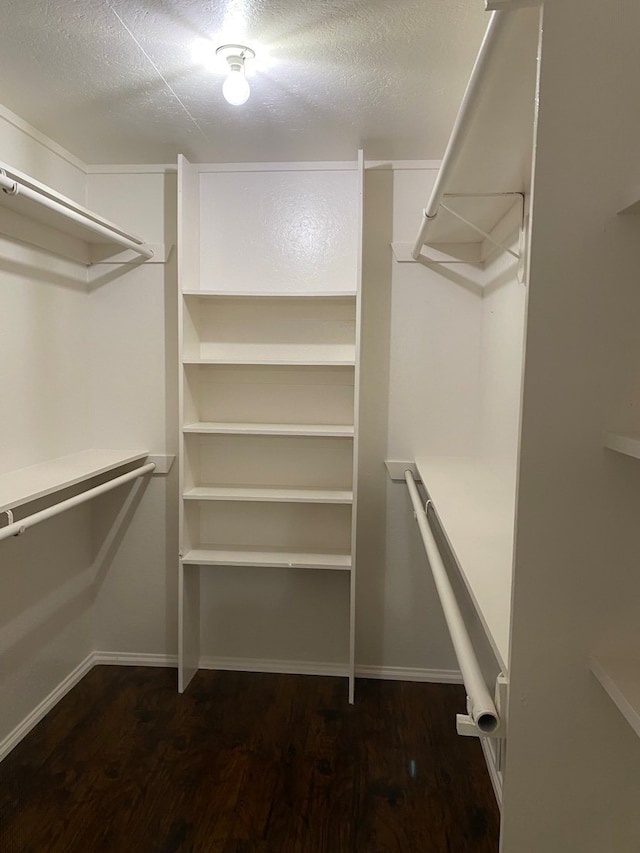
[215,44,255,106]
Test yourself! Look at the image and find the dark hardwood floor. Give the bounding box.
[0,667,499,852]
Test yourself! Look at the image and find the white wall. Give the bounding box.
[86,168,179,660]
[0,108,95,751]
[502,1,640,850]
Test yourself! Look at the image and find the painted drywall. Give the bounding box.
[501,1,640,850]
[86,169,179,659]
[0,113,94,749]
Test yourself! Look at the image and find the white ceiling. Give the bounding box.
[0,0,489,165]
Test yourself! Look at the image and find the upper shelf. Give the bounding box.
[0,449,149,513]
[0,160,156,265]
[409,8,540,257]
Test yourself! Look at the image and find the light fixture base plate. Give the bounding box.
[215,44,255,62]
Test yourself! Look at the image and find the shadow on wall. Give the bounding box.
[0,478,148,686]
[354,167,393,667]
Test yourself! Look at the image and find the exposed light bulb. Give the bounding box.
[222,63,250,106]
[215,44,255,107]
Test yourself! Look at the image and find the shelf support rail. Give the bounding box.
[410,10,509,262]
[404,470,503,737]
[0,169,155,260]
[0,461,156,544]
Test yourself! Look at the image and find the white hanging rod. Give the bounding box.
[411,11,508,261]
[0,461,155,544]
[0,170,154,260]
[405,470,501,735]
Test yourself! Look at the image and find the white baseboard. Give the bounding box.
[355,664,462,683]
[0,653,463,762]
[93,651,178,668]
[480,736,504,808]
[0,652,95,763]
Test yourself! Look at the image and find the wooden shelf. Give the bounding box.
[0,159,152,264]
[414,8,539,250]
[183,485,353,504]
[604,432,640,459]
[183,421,354,437]
[182,290,356,299]
[591,652,640,738]
[415,455,517,672]
[0,449,149,513]
[183,344,356,366]
[182,546,351,571]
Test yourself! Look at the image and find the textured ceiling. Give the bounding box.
[0,0,488,164]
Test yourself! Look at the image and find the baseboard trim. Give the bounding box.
[480,736,504,808]
[93,651,179,668]
[355,665,463,683]
[0,653,463,762]
[0,652,95,763]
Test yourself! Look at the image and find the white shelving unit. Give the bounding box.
[0,160,155,265]
[177,154,363,700]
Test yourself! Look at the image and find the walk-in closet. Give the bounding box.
[1,1,640,851]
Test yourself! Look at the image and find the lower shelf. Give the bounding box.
[182,547,352,570]
[183,485,353,504]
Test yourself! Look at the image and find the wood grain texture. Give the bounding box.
[0,667,499,852]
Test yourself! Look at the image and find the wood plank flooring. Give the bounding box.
[0,667,499,852]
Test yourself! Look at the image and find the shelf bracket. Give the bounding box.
[456,673,509,739]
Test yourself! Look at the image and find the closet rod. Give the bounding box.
[405,470,500,734]
[0,170,154,260]
[0,461,155,544]
[411,10,507,260]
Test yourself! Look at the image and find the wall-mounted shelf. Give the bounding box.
[0,160,155,265]
[409,8,539,264]
[182,547,351,571]
[617,191,640,216]
[182,346,356,366]
[182,290,357,299]
[183,485,353,504]
[183,421,354,437]
[591,652,640,738]
[604,432,640,459]
[414,455,517,672]
[0,449,149,513]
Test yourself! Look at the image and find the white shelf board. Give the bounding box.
[591,652,640,738]
[418,8,539,246]
[0,159,151,261]
[617,190,640,216]
[182,547,352,571]
[0,449,149,513]
[183,421,354,437]
[183,485,353,504]
[415,455,517,672]
[604,432,640,459]
[182,290,356,299]
[183,343,356,366]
